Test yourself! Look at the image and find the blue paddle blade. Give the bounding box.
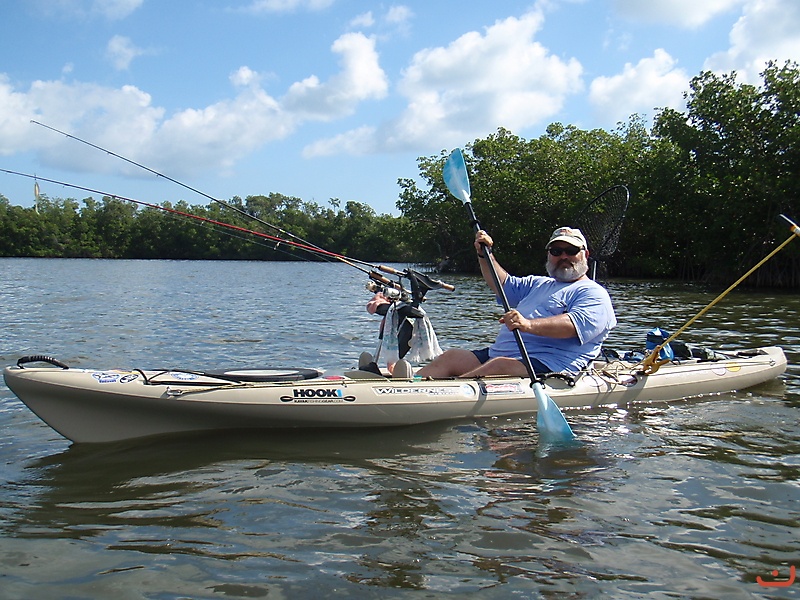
[443,148,471,203]
[532,383,577,444]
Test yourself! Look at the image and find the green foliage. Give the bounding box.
[398,62,800,286]
[1,62,798,286]
[650,60,800,285]
[0,191,412,263]
[398,121,652,275]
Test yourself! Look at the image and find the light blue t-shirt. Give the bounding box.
[488,275,616,373]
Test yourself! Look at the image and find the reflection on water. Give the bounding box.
[1,259,799,598]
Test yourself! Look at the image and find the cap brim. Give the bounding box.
[546,236,585,248]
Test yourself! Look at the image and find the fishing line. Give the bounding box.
[152,207,314,261]
[30,120,331,256]
[0,168,377,272]
[28,121,414,277]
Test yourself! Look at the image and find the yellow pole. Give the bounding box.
[640,214,800,375]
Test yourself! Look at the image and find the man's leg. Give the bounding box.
[461,357,530,378]
[416,349,481,378]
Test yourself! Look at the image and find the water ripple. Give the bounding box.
[1,259,799,598]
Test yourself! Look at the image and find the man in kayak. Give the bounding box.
[415,226,616,378]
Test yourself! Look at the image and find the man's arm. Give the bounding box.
[474,230,508,295]
[501,310,578,339]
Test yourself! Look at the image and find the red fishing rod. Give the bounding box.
[18,122,457,294]
[30,120,329,255]
[0,168,373,269]
[0,168,454,296]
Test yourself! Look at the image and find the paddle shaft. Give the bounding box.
[463,201,540,383]
[443,147,574,441]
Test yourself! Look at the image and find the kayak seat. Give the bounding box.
[200,368,323,383]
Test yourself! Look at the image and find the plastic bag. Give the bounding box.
[405,313,443,363]
[382,304,401,371]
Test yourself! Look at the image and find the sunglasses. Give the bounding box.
[548,246,582,257]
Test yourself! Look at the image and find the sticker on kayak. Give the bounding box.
[481,382,527,395]
[167,372,201,381]
[616,374,638,387]
[374,384,475,398]
[92,371,139,384]
[712,363,742,376]
[280,388,356,403]
[92,372,121,384]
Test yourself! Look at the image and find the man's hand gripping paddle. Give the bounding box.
[443,148,576,444]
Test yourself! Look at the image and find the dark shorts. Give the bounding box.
[472,348,551,374]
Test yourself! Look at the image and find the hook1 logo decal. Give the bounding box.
[280,388,356,403]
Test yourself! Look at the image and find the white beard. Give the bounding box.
[546,254,589,282]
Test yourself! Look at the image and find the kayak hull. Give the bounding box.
[3,346,787,443]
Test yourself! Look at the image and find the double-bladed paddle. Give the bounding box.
[443,148,576,444]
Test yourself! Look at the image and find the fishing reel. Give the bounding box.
[366,268,455,321]
[364,267,454,360]
[365,280,406,302]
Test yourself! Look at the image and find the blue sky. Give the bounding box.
[1,0,798,216]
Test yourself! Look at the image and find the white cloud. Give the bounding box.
[613,0,746,28]
[0,78,166,171]
[0,75,41,155]
[386,5,413,26]
[589,49,688,126]
[20,79,289,178]
[92,0,143,20]
[230,66,262,87]
[0,30,389,177]
[349,11,374,28]
[106,35,145,70]
[704,0,800,82]
[36,0,144,20]
[242,0,334,13]
[303,125,377,157]
[282,33,388,120]
[307,9,583,155]
[154,87,289,174]
[349,6,414,37]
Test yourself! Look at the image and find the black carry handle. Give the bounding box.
[17,355,70,369]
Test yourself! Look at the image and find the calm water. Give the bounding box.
[1,258,798,599]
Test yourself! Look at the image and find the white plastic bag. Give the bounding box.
[381,304,400,371]
[406,313,443,363]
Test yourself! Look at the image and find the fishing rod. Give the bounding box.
[23,122,457,295]
[0,168,383,272]
[1,168,455,297]
[30,120,329,255]
[639,213,800,375]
